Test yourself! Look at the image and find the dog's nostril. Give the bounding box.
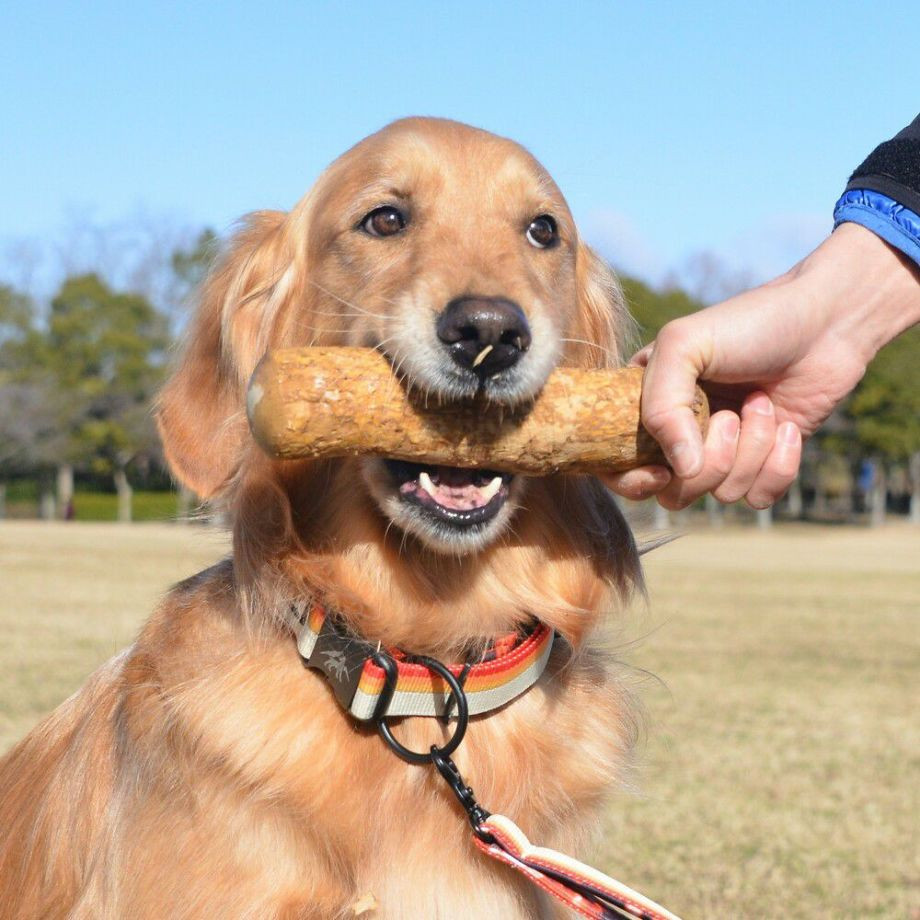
[436,297,532,379]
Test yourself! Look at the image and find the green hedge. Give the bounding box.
[0,485,184,521]
[72,490,181,522]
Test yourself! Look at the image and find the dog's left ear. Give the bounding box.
[568,242,635,370]
[156,210,292,498]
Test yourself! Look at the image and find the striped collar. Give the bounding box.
[291,602,554,722]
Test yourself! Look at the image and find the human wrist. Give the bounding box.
[784,222,920,365]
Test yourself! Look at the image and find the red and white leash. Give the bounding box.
[432,748,680,920]
[474,814,679,920]
[294,603,682,920]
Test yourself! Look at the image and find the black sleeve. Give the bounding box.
[845,114,920,215]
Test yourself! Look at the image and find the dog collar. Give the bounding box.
[291,603,554,722]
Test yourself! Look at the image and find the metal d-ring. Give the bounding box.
[375,654,469,765]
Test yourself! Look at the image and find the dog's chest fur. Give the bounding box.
[0,561,631,919]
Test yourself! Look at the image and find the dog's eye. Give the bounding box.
[526,215,558,249]
[360,206,407,238]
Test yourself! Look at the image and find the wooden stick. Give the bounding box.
[247,347,709,475]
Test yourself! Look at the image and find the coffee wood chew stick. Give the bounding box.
[247,347,709,475]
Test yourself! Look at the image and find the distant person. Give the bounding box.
[606,115,920,510]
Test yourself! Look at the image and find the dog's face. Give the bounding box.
[157,119,633,602]
[295,121,586,552]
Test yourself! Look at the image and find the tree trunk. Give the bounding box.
[786,476,803,519]
[57,463,74,520]
[39,490,56,520]
[114,468,133,523]
[869,461,887,528]
[705,493,723,528]
[813,475,827,516]
[910,452,920,525]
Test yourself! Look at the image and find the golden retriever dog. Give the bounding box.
[0,117,643,918]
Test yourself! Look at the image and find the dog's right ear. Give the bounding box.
[570,242,636,370]
[156,211,290,499]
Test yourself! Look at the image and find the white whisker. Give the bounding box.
[370,334,400,356]
[308,280,390,320]
[559,337,616,359]
[310,309,391,320]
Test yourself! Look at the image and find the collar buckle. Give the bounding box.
[300,614,375,713]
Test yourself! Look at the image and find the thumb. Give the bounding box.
[628,343,654,368]
[639,322,711,479]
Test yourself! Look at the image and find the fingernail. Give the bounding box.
[723,414,740,442]
[749,394,773,416]
[779,421,800,446]
[668,440,700,478]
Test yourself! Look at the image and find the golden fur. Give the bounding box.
[0,118,642,918]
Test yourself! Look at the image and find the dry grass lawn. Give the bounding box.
[1,520,917,918]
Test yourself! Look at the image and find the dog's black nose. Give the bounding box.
[436,297,531,378]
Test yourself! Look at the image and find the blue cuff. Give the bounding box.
[833,188,920,268]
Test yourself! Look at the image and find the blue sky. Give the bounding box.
[2,1,918,292]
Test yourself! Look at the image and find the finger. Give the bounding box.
[601,466,671,500]
[640,322,711,479]
[712,392,777,504]
[655,410,740,510]
[745,422,802,509]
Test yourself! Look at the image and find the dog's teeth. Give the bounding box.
[419,471,439,499]
[479,476,503,503]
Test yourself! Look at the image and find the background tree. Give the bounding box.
[846,326,920,524]
[1,285,33,513]
[665,250,756,306]
[169,228,218,315]
[620,274,701,346]
[0,285,65,516]
[39,274,170,520]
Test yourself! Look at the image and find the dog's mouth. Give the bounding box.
[385,460,514,527]
[361,456,522,554]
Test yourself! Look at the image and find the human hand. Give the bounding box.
[604,223,920,509]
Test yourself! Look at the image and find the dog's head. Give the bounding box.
[157,118,638,648]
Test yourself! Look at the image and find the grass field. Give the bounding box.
[0,520,917,918]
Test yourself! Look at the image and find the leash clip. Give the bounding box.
[374,654,491,839]
[431,747,493,841]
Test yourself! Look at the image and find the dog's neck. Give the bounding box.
[232,466,637,657]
